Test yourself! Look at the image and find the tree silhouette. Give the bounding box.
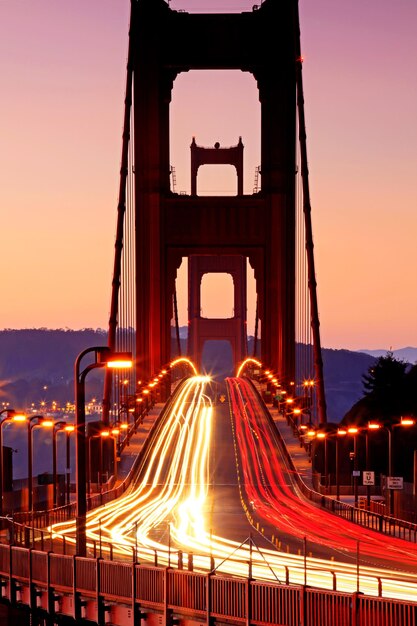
[362,352,407,421]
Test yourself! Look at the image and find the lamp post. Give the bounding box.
[110,426,120,481]
[335,428,347,501]
[0,410,27,517]
[52,422,75,508]
[28,416,54,512]
[88,429,109,495]
[316,432,327,488]
[75,347,132,556]
[347,427,359,507]
[64,424,75,505]
[366,418,415,516]
[366,422,381,508]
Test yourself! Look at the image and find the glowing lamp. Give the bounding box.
[12,414,27,422]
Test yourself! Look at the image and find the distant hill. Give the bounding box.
[0,328,377,421]
[358,347,417,364]
[321,348,376,422]
[0,328,107,409]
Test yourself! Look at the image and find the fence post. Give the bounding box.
[351,591,360,626]
[299,585,306,626]
[206,572,211,626]
[245,578,251,626]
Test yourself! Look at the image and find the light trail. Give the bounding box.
[50,375,417,603]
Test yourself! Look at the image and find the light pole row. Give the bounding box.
[0,410,76,517]
[310,418,415,512]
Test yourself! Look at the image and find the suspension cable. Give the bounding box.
[293,0,327,424]
[103,2,136,424]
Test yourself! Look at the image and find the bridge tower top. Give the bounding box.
[190,137,244,196]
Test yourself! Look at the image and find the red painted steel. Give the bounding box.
[75,557,96,594]
[167,569,206,613]
[305,588,352,626]
[135,564,165,606]
[49,553,73,590]
[251,581,300,626]
[11,546,29,581]
[0,545,9,575]
[211,576,247,621]
[1,544,417,625]
[99,560,132,601]
[359,596,417,626]
[31,550,47,585]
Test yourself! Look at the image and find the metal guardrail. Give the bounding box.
[0,544,415,626]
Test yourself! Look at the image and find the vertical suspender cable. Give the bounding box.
[173,286,182,357]
[293,0,327,424]
[252,295,259,358]
[103,2,136,424]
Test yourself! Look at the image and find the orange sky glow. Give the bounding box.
[1,0,416,351]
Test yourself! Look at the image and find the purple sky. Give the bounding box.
[1,0,416,350]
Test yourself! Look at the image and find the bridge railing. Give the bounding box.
[0,542,416,626]
[248,378,417,543]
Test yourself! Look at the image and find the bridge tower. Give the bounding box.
[133,0,297,384]
[188,254,247,371]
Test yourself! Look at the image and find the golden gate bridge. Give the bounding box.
[1,1,416,625]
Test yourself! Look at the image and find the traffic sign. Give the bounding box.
[387,476,403,490]
[363,471,375,486]
[352,470,360,477]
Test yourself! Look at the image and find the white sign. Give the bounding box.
[387,476,403,490]
[352,470,361,477]
[363,471,375,486]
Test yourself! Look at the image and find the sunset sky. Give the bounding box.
[1,0,416,351]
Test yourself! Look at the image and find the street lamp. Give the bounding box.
[0,410,26,517]
[335,428,347,501]
[316,431,328,488]
[347,427,359,507]
[75,347,133,556]
[87,429,109,495]
[28,416,54,512]
[64,424,75,505]
[52,422,75,508]
[367,418,415,516]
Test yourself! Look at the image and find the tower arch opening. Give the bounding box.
[170,70,261,196]
[200,272,234,319]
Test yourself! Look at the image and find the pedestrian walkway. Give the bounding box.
[268,405,315,490]
[116,403,164,482]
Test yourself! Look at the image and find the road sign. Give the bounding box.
[219,394,226,403]
[387,476,403,490]
[352,470,360,477]
[363,471,375,486]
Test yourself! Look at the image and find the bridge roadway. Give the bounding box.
[3,375,417,625]
[48,374,417,598]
